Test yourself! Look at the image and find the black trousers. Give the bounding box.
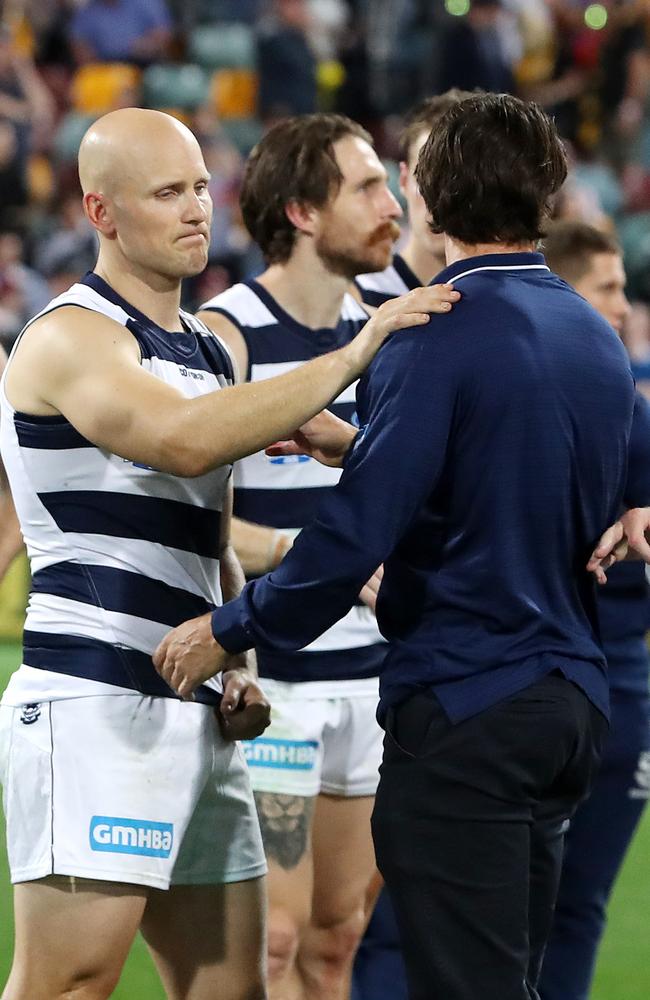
[371,675,608,1000]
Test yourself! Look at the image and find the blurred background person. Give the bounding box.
[540,218,650,1000]
[69,0,173,66]
[355,90,470,308]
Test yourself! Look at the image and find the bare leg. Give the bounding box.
[141,877,267,1000]
[3,876,148,1000]
[255,792,315,1000]
[299,794,377,1000]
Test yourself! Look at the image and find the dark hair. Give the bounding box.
[240,113,373,264]
[542,221,620,285]
[416,93,568,245]
[399,90,474,163]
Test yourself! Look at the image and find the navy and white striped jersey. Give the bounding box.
[0,272,234,706]
[354,254,419,308]
[201,279,386,687]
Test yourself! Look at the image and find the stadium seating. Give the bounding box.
[219,117,263,154]
[619,212,650,299]
[143,64,210,111]
[71,63,141,115]
[52,112,96,162]
[573,162,624,219]
[211,68,257,118]
[188,23,255,71]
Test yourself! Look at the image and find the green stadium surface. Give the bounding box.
[0,641,647,999]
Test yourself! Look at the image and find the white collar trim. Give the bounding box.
[450,263,550,284]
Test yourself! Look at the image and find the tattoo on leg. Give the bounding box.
[254,792,315,870]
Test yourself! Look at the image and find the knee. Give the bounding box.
[303,903,367,975]
[267,911,301,982]
[222,980,267,1000]
[61,968,121,1000]
[4,968,119,1000]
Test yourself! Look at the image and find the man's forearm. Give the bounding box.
[230,517,293,577]
[176,343,363,476]
[219,542,247,604]
[174,286,448,475]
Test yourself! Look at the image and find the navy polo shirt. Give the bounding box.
[599,391,650,695]
[212,252,637,724]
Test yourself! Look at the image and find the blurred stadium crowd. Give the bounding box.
[3,0,650,361]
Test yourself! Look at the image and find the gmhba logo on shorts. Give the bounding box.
[89,816,174,858]
[243,738,318,770]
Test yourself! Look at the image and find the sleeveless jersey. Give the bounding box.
[354,254,419,308]
[201,279,386,685]
[0,272,234,706]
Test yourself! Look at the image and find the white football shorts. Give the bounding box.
[0,694,266,890]
[243,677,383,797]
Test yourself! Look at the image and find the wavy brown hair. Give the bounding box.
[416,93,568,245]
[240,113,373,264]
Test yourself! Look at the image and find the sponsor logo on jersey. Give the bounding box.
[266,455,311,466]
[243,738,318,770]
[20,704,41,725]
[89,816,174,857]
[178,365,205,381]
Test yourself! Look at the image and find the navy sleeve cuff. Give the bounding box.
[211,600,255,654]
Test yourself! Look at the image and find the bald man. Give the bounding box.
[0,108,447,1000]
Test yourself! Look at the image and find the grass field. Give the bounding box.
[0,640,648,998]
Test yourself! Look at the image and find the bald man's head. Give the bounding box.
[79,108,203,198]
[79,107,213,284]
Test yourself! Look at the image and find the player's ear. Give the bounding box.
[285,199,318,238]
[83,191,116,238]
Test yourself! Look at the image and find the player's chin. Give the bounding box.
[371,243,395,270]
[356,247,393,275]
[176,247,209,277]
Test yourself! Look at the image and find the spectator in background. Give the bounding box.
[540,219,650,1000]
[70,0,173,65]
[257,0,317,121]
[34,189,98,294]
[0,230,50,349]
[438,0,517,94]
[0,24,54,171]
[0,120,28,227]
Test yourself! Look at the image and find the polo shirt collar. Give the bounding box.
[433,251,549,286]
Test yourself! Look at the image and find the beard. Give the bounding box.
[314,220,401,279]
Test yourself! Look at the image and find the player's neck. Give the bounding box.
[93,256,183,332]
[256,251,350,330]
[399,240,446,286]
[444,236,536,267]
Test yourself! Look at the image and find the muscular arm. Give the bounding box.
[198,308,294,575]
[229,518,293,576]
[5,291,438,479]
[218,481,246,604]
[211,329,458,656]
[154,325,460,696]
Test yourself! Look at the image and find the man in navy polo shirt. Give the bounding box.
[154,94,642,999]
